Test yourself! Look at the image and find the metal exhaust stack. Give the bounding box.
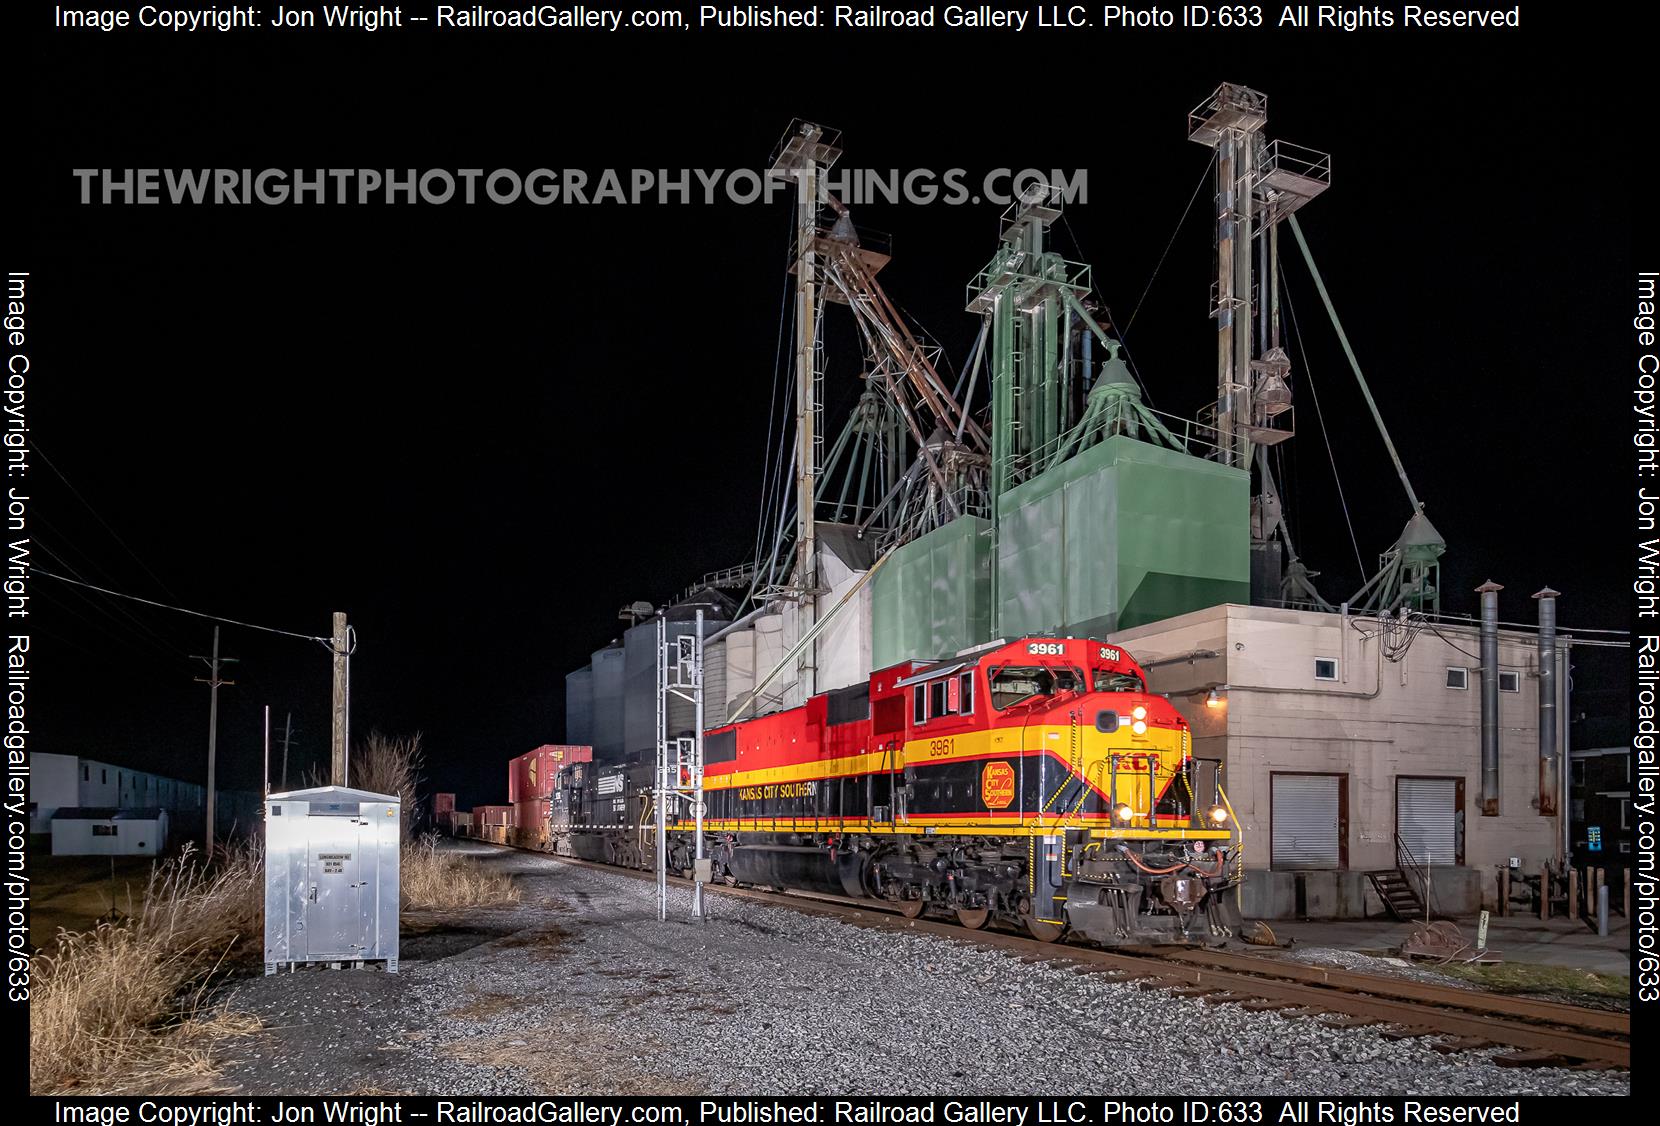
[1476,580,1503,816]
[1533,587,1560,817]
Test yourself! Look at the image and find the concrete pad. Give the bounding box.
[1249,915,1631,976]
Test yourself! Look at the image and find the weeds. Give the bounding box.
[402,833,521,910]
[29,843,264,1094]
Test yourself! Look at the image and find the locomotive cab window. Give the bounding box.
[959,671,975,715]
[1093,669,1145,693]
[989,666,1081,709]
[930,679,950,718]
[913,684,926,724]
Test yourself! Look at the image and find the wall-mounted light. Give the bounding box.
[1205,685,1229,708]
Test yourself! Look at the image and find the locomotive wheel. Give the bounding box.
[894,898,926,920]
[1022,916,1065,943]
[955,907,990,931]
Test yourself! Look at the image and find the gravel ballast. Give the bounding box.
[217,843,1629,1097]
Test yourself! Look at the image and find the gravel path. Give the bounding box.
[216,842,1629,1097]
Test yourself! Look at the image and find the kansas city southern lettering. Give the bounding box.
[738,781,821,801]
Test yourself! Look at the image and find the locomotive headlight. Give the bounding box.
[1132,705,1147,721]
[1131,719,1148,735]
[1207,805,1229,825]
[1113,803,1134,823]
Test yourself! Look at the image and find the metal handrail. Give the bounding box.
[1256,139,1332,187]
[1394,831,1440,919]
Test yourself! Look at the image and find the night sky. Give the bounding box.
[16,24,1635,808]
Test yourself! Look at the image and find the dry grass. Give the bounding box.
[307,730,426,839]
[30,843,264,1095]
[1430,961,1631,1000]
[402,834,521,911]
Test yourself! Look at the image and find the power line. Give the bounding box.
[29,567,331,645]
[30,442,181,600]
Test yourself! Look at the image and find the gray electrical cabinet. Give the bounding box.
[264,785,400,974]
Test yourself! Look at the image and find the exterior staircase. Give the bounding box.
[1368,869,1426,921]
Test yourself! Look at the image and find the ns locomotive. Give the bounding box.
[547,636,1241,946]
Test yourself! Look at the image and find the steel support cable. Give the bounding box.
[1058,214,1153,405]
[753,213,797,569]
[1121,150,1216,340]
[1286,214,1423,515]
[1281,264,1366,580]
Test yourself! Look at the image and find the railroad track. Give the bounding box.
[511,845,1630,1071]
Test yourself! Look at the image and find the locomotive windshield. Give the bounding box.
[1093,669,1145,694]
[989,665,1082,709]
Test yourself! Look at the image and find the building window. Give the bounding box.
[959,672,975,715]
[82,764,89,782]
[1499,670,1521,693]
[1445,667,1469,690]
[1314,658,1339,681]
[93,825,118,837]
[930,679,950,719]
[101,769,107,785]
[913,684,926,725]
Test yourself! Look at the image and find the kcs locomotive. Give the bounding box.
[547,636,1241,946]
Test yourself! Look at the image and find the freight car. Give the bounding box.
[546,636,1241,946]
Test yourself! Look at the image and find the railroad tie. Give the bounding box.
[1236,999,1298,1013]
[1317,1015,1384,1030]
[1378,1026,1437,1041]
[1431,1037,1496,1054]
[1167,986,1221,999]
[1492,1050,1579,1069]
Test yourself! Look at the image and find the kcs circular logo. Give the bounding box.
[981,761,1016,810]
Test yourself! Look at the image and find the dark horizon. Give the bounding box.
[18,30,1634,809]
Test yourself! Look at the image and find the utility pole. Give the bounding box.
[191,626,237,860]
[278,712,294,792]
[330,611,349,786]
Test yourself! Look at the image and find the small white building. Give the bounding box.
[30,752,205,852]
[1116,602,1563,918]
[29,752,80,834]
[50,808,169,856]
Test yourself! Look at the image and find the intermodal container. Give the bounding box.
[508,744,594,803]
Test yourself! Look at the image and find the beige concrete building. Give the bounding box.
[1116,603,1564,918]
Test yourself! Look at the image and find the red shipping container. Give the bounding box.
[433,793,456,814]
[472,804,514,828]
[513,798,550,843]
[508,744,593,803]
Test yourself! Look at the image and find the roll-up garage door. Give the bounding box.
[1271,773,1343,870]
[1396,777,1460,868]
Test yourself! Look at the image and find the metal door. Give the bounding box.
[1271,773,1343,870]
[1396,777,1461,868]
[303,822,366,959]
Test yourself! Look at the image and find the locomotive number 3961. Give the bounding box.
[1026,642,1065,655]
